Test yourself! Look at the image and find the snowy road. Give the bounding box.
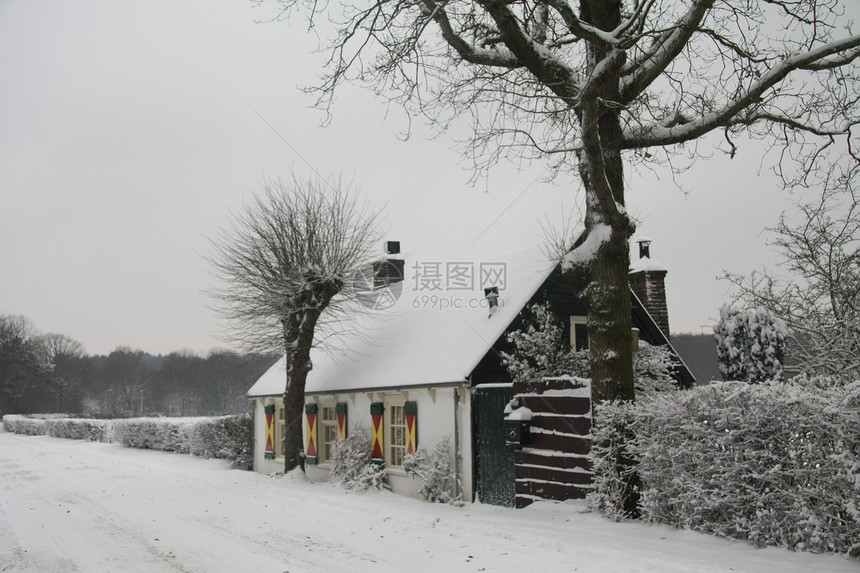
[0,430,854,573]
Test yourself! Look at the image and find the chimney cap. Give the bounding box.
[384,240,401,255]
[635,236,653,246]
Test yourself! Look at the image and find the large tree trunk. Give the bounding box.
[587,232,635,401]
[579,0,636,402]
[282,308,322,473]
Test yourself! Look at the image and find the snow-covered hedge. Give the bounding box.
[2,415,47,435]
[45,418,110,442]
[590,381,860,555]
[187,414,254,469]
[111,415,253,468]
[111,417,199,452]
[2,414,253,469]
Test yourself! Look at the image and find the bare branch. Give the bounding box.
[623,34,860,148]
[207,173,382,355]
[619,0,715,103]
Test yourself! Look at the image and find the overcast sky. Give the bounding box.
[1,0,851,356]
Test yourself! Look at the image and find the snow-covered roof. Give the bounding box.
[247,245,558,397]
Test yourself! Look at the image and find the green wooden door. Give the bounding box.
[473,384,515,507]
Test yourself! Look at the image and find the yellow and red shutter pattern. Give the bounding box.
[370,402,384,464]
[305,403,318,465]
[405,401,418,455]
[336,402,348,440]
[264,404,275,459]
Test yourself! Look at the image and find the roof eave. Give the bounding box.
[248,379,471,400]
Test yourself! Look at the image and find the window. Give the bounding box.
[388,402,407,467]
[320,404,338,463]
[379,395,417,469]
[571,315,589,351]
[276,404,286,458]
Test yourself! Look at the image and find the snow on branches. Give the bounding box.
[502,302,678,395]
[724,185,860,384]
[403,439,462,505]
[328,425,387,492]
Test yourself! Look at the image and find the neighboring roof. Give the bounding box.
[248,245,558,397]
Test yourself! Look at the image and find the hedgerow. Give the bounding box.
[2,414,253,469]
[2,415,47,435]
[589,380,860,556]
[45,418,110,441]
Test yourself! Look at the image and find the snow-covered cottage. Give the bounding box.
[247,238,693,506]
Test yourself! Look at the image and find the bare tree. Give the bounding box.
[0,314,44,414]
[31,333,87,412]
[725,182,859,382]
[100,347,152,416]
[208,174,381,471]
[263,0,860,400]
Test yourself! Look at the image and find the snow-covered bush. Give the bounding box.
[504,302,680,394]
[632,342,678,394]
[328,424,387,491]
[403,439,461,505]
[589,381,860,555]
[2,414,46,435]
[587,400,640,521]
[789,373,854,390]
[714,305,787,382]
[503,303,585,381]
[44,418,108,441]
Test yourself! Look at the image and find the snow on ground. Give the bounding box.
[0,430,854,573]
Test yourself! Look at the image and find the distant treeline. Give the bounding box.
[1,314,278,417]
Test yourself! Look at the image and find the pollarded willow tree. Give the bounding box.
[209,174,381,471]
[264,0,860,400]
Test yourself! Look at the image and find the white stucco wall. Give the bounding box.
[251,397,284,475]
[251,387,473,502]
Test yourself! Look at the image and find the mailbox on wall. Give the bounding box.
[504,399,533,446]
[505,418,531,445]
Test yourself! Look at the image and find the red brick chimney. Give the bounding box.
[629,237,670,339]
